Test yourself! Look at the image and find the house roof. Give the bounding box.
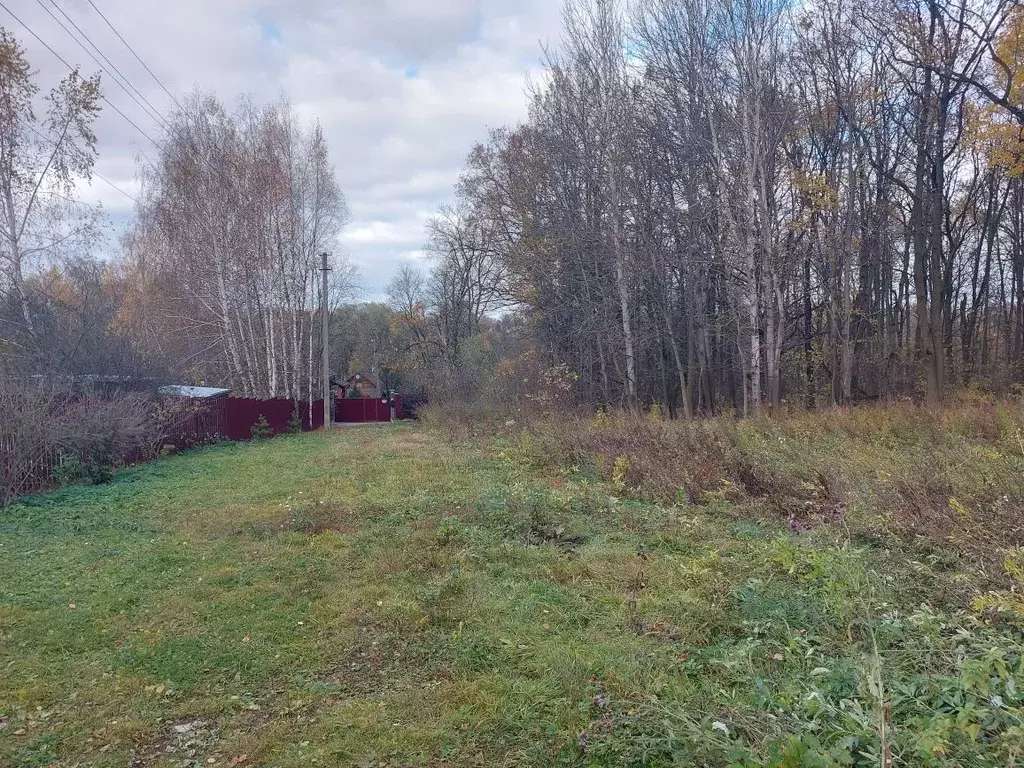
[158,385,231,398]
[345,373,376,386]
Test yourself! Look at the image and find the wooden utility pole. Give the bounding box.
[320,252,331,429]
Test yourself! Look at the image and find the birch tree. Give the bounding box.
[0,28,101,368]
[124,93,354,399]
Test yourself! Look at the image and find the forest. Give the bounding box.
[403,0,1024,417]
[2,0,1024,419]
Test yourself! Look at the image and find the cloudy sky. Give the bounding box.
[8,0,564,297]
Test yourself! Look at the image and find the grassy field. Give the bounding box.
[1,413,1023,767]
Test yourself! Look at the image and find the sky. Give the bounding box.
[7,0,564,298]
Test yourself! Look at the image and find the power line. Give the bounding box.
[70,4,230,184]
[0,0,163,152]
[6,2,214,183]
[33,0,166,130]
[92,168,137,203]
[41,0,170,130]
[85,0,184,113]
[25,124,138,204]
[3,1,232,200]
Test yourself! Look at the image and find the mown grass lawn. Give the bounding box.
[1,422,1022,767]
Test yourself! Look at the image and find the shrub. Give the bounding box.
[286,408,303,434]
[251,414,273,439]
[52,454,86,487]
[65,394,154,481]
[86,462,114,485]
[2,380,157,503]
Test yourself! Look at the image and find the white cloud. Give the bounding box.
[342,219,424,247]
[8,0,563,298]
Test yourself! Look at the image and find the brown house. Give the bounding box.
[336,373,378,399]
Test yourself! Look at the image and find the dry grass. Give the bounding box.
[514,398,1024,584]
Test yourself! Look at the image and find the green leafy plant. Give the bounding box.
[86,461,114,485]
[52,454,86,487]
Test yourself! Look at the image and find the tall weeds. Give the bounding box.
[504,399,1024,580]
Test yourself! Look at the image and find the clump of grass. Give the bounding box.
[236,501,355,538]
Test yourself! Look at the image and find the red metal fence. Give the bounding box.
[335,397,394,423]
[159,398,325,446]
[209,397,325,440]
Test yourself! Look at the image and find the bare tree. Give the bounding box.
[124,93,354,400]
[395,0,1024,414]
[0,28,101,367]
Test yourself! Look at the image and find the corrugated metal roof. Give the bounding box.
[158,385,231,398]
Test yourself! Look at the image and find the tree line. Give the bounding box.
[0,29,356,407]
[0,28,363,501]
[397,0,1024,416]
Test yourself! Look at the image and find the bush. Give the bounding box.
[1,379,158,504]
[65,394,154,481]
[286,408,302,434]
[52,454,86,487]
[251,414,273,439]
[86,462,114,485]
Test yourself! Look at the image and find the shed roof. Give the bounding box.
[158,385,231,398]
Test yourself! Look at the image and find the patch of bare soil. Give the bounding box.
[525,523,586,554]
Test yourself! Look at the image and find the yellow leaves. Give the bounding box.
[1004,547,1024,583]
[970,7,1024,174]
[995,6,1024,100]
[948,497,973,521]
[612,454,630,493]
[972,117,1024,176]
[794,170,839,210]
[788,167,839,232]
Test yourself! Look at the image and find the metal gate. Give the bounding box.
[334,398,393,423]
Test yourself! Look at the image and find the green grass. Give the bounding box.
[1,420,1023,766]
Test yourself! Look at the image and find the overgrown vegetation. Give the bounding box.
[2,406,1023,766]
[517,396,1024,583]
[0,382,156,505]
